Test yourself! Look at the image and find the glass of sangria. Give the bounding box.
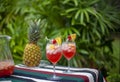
[46,39,62,80]
[62,34,76,73]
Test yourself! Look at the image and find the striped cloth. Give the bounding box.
[0,64,106,82]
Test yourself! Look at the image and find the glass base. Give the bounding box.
[47,75,61,80]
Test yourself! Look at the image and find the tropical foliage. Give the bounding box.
[0,0,120,81]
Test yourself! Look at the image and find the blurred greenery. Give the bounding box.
[106,35,120,82]
[0,0,120,81]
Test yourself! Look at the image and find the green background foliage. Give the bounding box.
[0,0,120,81]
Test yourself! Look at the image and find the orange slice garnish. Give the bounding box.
[55,37,62,45]
[70,34,76,41]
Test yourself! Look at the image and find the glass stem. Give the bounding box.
[68,60,70,72]
[53,64,56,78]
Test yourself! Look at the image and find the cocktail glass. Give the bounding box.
[62,41,76,73]
[46,42,62,80]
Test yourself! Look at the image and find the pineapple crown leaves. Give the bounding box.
[28,19,41,43]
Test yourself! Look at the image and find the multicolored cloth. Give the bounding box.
[0,64,106,82]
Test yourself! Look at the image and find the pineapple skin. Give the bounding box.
[23,43,41,67]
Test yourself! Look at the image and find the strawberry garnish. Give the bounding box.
[51,39,57,44]
[67,34,76,41]
[68,35,72,41]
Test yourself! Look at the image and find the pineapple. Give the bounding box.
[23,20,41,67]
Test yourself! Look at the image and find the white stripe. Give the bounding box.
[11,75,56,82]
[103,78,106,82]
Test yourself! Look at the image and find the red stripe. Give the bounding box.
[15,67,89,82]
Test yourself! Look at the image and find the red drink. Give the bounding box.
[46,44,62,65]
[0,61,14,77]
[62,42,76,60]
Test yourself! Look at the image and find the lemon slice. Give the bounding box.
[55,37,62,45]
[70,34,76,41]
[49,44,55,50]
